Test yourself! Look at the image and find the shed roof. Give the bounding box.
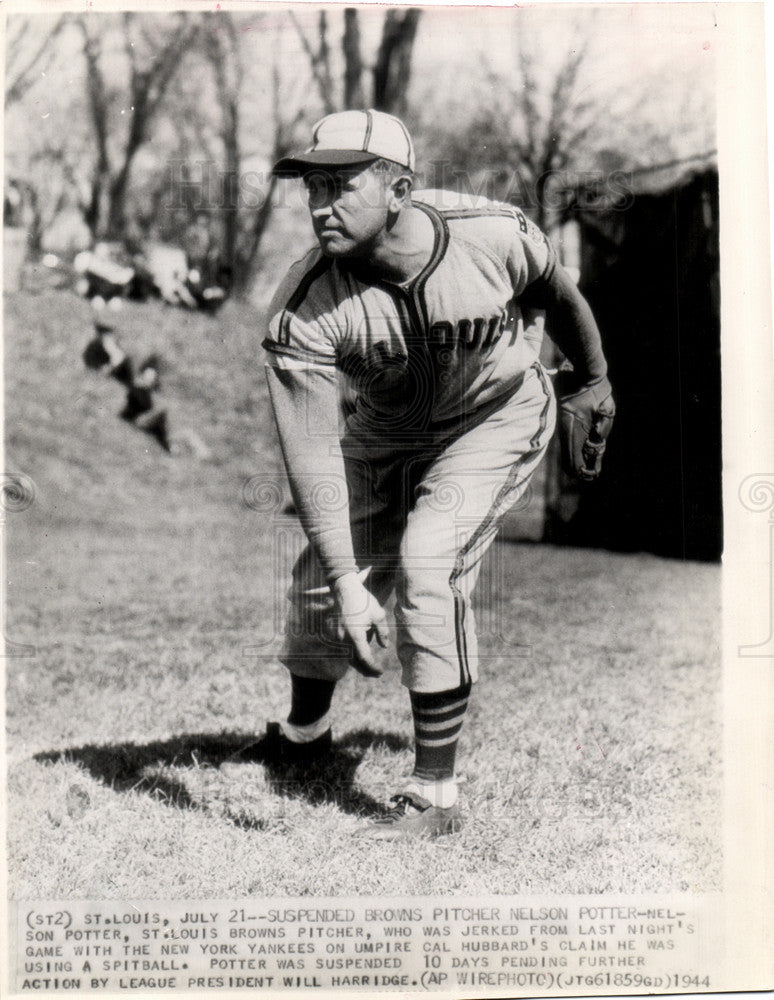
[620,150,718,196]
[559,150,717,213]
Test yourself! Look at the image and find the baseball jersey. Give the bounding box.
[263,191,555,426]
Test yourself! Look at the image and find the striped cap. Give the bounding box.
[273,109,415,177]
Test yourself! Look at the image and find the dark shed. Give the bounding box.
[546,153,721,561]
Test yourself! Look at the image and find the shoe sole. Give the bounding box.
[365,812,463,841]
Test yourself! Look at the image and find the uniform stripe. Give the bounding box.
[411,202,450,330]
[396,117,413,166]
[411,203,450,293]
[440,208,518,221]
[415,715,466,733]
[448,364,553,686]
[312,115,327,145]
[416,733,463,748]
[528,364,553,447]
[363,109,373,151]
[278,256,333,345]
[415,720,465,742]
[415,697,469,717]
[262,339,337,366]
[452,581,469,687]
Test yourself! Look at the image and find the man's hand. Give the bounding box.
[331,573,389,678]
[557,373,616,482]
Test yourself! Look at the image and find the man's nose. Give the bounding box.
[310,199,333,218]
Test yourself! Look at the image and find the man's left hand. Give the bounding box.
[557,374,616,481]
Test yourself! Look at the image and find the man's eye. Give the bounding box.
[307,182,339,201]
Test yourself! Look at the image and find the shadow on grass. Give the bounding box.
[33,729,410,829]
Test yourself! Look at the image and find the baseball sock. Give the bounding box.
[281,675,336,743]
[407,682,471,807]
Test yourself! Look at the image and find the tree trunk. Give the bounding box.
[372,8,421,115]
[317,11,334,108]
[232,175,278,295]
[343,9,364,109]
[230,53,286,295]
[78,18,111,238]
[205,18,242,283]
[105,100,148,238]
[221,102,240,280]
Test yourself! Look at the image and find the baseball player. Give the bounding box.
[262,110,614,839]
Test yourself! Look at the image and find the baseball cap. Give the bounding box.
[272,109,415,178]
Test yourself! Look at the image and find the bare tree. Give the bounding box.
[230,53,307,293]
[6,8,425,276]
[234,8,423,295]
[75,12,200,240]
[289,11,335,115]
[290,7,422,115]
[108,13,200,237]
[341,8,421,115]
[77,16,112,237]
[342,10,364,109]
[371,8,421,115]
[431,35,599,233]
[509,41,596,230]
[203,16,242,280]
[426,13,714,234]
[5,14,67,107]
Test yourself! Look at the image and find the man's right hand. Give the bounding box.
[331,573,389,678]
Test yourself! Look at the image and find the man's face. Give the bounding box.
[304,164,392,259]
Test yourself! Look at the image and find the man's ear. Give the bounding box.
[388,174,413,211]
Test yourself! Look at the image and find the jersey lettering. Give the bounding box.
[429,311,507,350]
[511,206,546,248]
[428,321,454,347]
[514,209,529,235]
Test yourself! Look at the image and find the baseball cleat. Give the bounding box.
[364,792,462,840]
[262,721,332,766]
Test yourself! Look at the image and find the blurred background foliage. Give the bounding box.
[5,6,716,295]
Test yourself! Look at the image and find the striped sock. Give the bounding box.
[410,683,471,781]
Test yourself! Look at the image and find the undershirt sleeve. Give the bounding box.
[519,258,608,383]
[265,364,358,584]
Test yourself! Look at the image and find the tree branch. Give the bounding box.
[5,14,67,106]
[288,10,334,114]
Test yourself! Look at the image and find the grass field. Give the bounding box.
[4,285,722,898]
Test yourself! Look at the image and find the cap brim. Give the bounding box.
[272,149,379,178]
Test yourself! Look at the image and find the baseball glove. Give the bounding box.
[557,374,616,482]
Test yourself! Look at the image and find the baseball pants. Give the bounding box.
[280,363,556,693]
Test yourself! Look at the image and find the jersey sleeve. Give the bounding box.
[262,250,340,368]
[504,207,557,296]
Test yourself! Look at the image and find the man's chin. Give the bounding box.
[317,235,358,258]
